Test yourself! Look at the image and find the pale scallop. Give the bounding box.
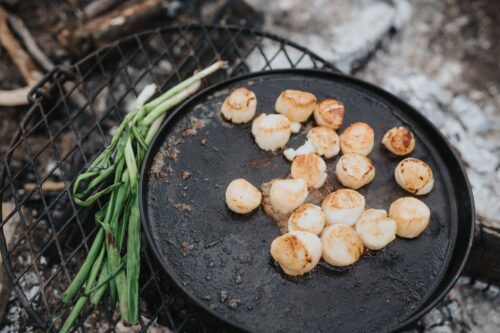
[225,179,262,214]
[321,189,365,226]
[270,231,322,276]
[340,122,375,155]
[389,197,431,238]
[283,126,340,161]
[382,126,415,156]
[220,87,257,124]
[269,178,309,215]
[314,98,344,129]
[355,209,397,250]
[288,203,326,235]
[291,153,327,189]
[307,126,340,158]
[275,90,317,123]
[335,153,376,189]
[394,158,434,195]
[251,113,291,151]
[321,224,364,267]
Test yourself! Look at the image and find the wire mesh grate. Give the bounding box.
[0,24,338,331]
[0,24,496,332]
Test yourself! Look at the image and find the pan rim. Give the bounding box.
[139,69,475,332]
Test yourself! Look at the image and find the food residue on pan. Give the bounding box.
[180,241,194,256]
[220,289,228,302]
[181,171,191,180]
[150,141,174,182]
[166,148,179,161]
[261,181,288,232]
[150,136,182,181]
[250,157,272,170]
[182,119,207,137]
[174,203,192,212]
[228,298,240,309]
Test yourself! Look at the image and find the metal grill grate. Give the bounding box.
[0,25,338,331]
[0,24,496,332]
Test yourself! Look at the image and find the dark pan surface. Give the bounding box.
[140,70,472,332]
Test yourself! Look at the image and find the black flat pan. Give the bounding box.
[139,70,474,332]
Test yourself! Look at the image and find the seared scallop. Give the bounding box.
[291,153,327,189]
[275,90,317,130]
[335,153,376,189]
[270,231,322,276]
[394,158,434,195]
[270,178,309,215]
[321,189,365,226]
[340,122,375,155]
[225,179,262,214]
[221,87,257,124]
[355,209,397,250]
[382,126,415,156]
[307,126,340,158]
[389,197,431,238]
[283,126,340,161]
[321,224,364,267]
[314,98,344,129]
[251,113,291,151]
[288,203,326,235]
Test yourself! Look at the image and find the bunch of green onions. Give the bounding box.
[60,61,227,332]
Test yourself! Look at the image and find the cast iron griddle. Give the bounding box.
[140,70,472,332]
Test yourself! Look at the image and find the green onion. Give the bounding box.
[60,61,227,331]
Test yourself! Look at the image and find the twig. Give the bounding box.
[24,181,66,193]
[2,8,87,109]
[0,7,43,106]
[83,0,122,20]
[0,86,32,106]
[60,0,165,52]
[7,12,54,72]
[0,7,42,84]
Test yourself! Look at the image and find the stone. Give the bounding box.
[450,96,491,134]
[246,0,411,72]
[329,2,396,71]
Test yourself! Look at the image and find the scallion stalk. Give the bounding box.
[59,61,227,331]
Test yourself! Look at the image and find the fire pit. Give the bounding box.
[0,21,498,332]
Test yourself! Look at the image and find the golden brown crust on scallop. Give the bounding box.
[389,197,431,238]
[340,122,375,155]
[314,99,345,129]
[223,87,255,109]
[291,154,326,187]
[335,153,376,189]
[395,158,433,194]
[322,189,364,210]
[275,90,317,122]
[382,127,415,156]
